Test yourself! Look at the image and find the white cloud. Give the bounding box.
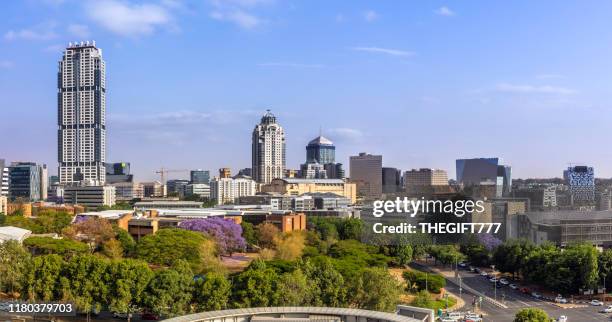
[208,0,272,29]
[4,22,58,41]
[363,10,379,22]
[435,6,455,16]
[44,44,64,53]
[210,0,275,7]
[0,60,14,69]
[536,74,565,79]
[495,83,577,95]
[85,0,173,36]
[351,46,415,57]
[67,24,91,38]
[258,62,324,68]
[210,10,262,29]
[328,128,364,141]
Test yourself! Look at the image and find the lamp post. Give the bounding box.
[491,264,497,302]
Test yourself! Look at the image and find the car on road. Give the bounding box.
[599,305,612,313]
[469,266,476,272]
[458,262,468,269]
[557,315,567,322]
[509,284,518,289]
[489,277,498,283]
[480,271,487,277]
[141,313,160,320]
[113,312,133,319]
[499,278,509,285]
[531,292,542,299]
[474,268,481,274]
[495,282,503,288]
[520,287,530,294]
[554,296,567,304]
[464,313,483,322]
[591,300,604,306]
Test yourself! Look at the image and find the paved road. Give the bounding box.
[414,262,610,321]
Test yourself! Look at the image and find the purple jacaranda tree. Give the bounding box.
[179,217,246,255]
[478,233,502,252]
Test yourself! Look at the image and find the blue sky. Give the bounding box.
[2,0,612,181]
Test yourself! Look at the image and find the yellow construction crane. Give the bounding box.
[155,167,189,183]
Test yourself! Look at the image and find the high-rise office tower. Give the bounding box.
[382,167,401,194]
[58,41,106,185]
[349,152,383,199]
[0,159,8,196]
[105,162,133,184]
[564,165,595,205]
[8,162,42,201]
[252,110,286,184]
[300,135,345,179]
[190,169,210,183]
[456,158,512,197]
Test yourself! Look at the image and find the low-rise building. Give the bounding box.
[185,183,211,199]
[74,210,133,230]
[111,182,144,201]
[261,178,356,204]
[210,177,257,205]
[134,200,203,210]
[0,226,32,244]
[142,181,166,197]
[64,185,116,208]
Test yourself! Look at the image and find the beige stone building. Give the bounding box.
[261,178,356,203]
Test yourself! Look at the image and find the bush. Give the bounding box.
[514,308,550,322]
[402,270,446,294]
[24,237,89,257]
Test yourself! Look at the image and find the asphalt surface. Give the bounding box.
[418,262,612,322]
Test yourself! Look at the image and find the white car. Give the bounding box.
[555,296,568,304]
[499,278,509,285]
[531,292,542,299]
[489,277,498,283]
[509,284,518,289]
[600,305,612,313]
[480,271,488,277]
[591,300,604,306]
[557,316,567,322]
[112,312,133,319]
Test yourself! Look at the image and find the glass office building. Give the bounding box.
[456,158,512,196]
[8,162,41,201]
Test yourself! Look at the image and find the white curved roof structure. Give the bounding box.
[161,307,426,322]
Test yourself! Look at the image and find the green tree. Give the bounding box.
[60,255,109,318]
[102,238,124,259]
[0,240,31,295]
[23,254,64,301]
[402,270,446,294]
[36,210,73,234]
[142,261,194,317]
[599,249,612,291]
[24,237,89,257]
[193,272,231,311]
[136,228,208,270]
[337,218,364,240]
[352,267,401,312]
[302,257,346,307]
[114,226,136,256]
[513,308,550,322]
[276,268,312,306]
[231,260,279,307]
[240,222,257,245]
[106,259,154,315]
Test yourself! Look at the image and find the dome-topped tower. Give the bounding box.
[252,110,286,183]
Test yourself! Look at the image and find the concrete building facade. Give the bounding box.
[349,153,382,199]
[58,42,106,185]
[252,110,286,184]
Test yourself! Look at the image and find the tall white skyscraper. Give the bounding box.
[58,41,106,185]
[252,110,286,184]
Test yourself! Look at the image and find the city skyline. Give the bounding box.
[3,1,612,181]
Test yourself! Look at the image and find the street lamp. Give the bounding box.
[491,264,497,302]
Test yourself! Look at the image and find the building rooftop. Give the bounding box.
[308,135,333,146]
[525,210,612,225]
[78,210,133,219]
[279,178,346,184]
[0,226,32,243]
